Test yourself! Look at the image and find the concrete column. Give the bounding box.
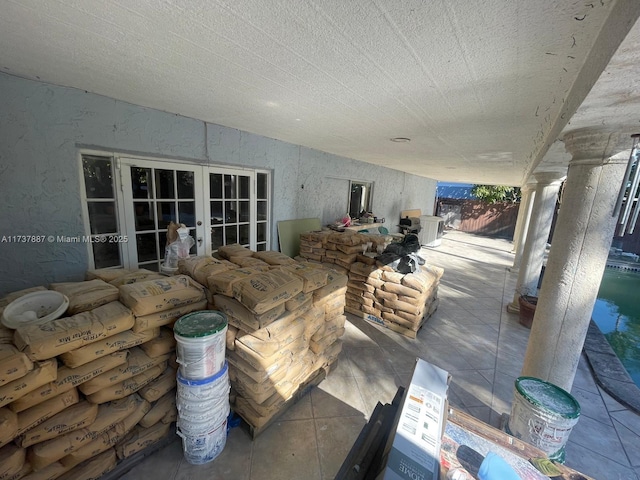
[521,129,633,390]
[507,173,564,312]
[510,183,536,271]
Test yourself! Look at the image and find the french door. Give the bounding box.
[81,155,270,271]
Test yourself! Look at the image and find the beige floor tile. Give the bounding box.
[570,386,612,427]
[120,436,183,480]
[454,344,498,369]
[354,373,402,418]
[279,389,313,421]
[311,374,366,418]
[564,441,638,480]
[346,346,395,377]
[569,414,631,466]
[380,346,420,374]
[250,419,321,480]
[315,416,367,480]
[448,369,494,408]
[611,411,640,467]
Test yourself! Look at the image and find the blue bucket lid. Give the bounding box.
[177,361,228,386]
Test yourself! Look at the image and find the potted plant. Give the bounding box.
[518,295,538,329]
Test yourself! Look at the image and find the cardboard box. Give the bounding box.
[380,358,449,480]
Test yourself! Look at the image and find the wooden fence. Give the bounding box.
[436,199,519,240]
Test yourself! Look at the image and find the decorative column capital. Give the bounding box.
[562,128,636,166]
[533,171,565,187]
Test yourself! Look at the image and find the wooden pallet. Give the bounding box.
[345,298,439,339]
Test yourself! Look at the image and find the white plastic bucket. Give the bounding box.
[177,418,228,465]
[176,362,230,465]
[176,363,230,421]
[174,311,227,379]
[507,377,580,463]
[160,262,178,275]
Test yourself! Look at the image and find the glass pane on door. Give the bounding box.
[208,170,254,254]
[116,159,268,267]
[123,162,202,270]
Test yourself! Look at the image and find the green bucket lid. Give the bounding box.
[515,376,581,419]
[173,311,227,338]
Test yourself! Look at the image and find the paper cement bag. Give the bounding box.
[16,388,79,437]
[207,267,264,297]
[0,360,57,409]
[232,268,303,314]
[139,328,176,358]
[50,280,119,315]
[0,344,33,387]
[17,400,98,448]
[30,395,149,470]
[60,395,149,468]
[0,407,17,448]
[282,263,328,293]
[0,444,26,480]
[56,448,116,480]
[79,348,169,396]
[8,352,126,414]
[118,276,206,316]
[115,422,171,460]
[86,364,165,404]
[13,302,134,361]
[138,389,175,429]
[131,299,207,333]
[59,328,159,368]
[213,294,284,332]
[137,367,176,403]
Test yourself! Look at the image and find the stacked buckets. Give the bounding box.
[174,311,229,465]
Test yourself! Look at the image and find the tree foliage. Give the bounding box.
[471,185,521,204]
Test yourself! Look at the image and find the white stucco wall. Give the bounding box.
[0,73,437,295]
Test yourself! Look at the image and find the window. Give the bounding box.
[349,180,373,219]
[81,155,123,268]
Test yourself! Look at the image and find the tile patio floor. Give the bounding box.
[121,230,640,480]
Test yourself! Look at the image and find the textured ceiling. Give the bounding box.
[0,0,638,186]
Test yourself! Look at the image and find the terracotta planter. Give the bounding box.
[518,295,538,329]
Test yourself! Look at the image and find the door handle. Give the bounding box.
[197,237,203,246]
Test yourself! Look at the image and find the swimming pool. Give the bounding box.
[592,268,640,387]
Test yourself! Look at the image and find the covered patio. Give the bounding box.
[121,230,640,480]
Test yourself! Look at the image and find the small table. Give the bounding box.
[343,222,384,232]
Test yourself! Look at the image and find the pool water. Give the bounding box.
[592,268,640,387]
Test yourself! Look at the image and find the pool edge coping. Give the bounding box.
[583,320,640,415]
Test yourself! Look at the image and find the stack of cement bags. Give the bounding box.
[298,231,391,274]
[0,269,205,479]
[177,247,348,432]
[226,265,348,430]
[344,263,444,338]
